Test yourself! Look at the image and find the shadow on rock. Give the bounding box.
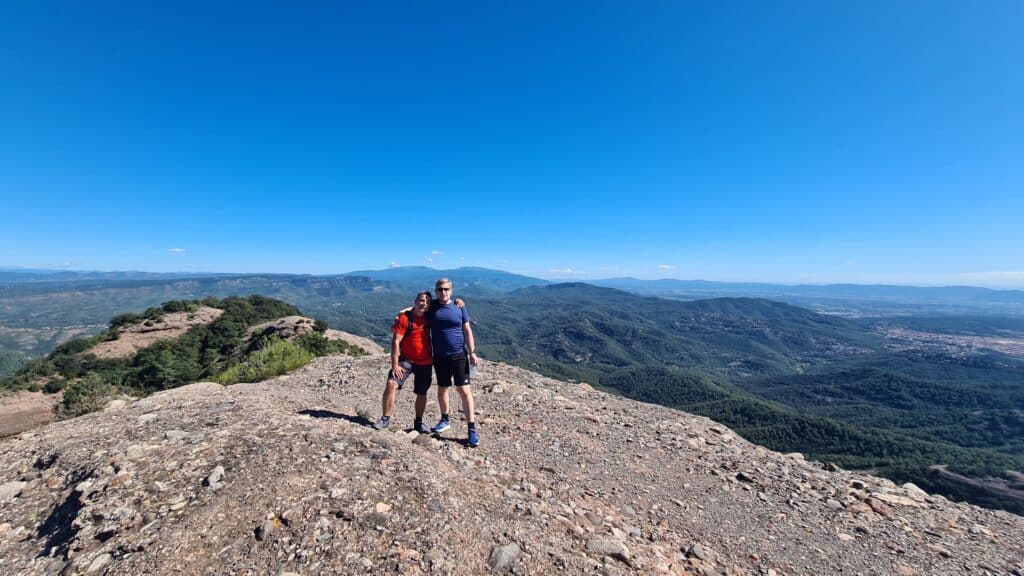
[298,409,373,427]
[36,469,90,559]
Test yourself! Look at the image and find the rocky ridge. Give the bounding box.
[87,307,224,359]
[248,316,384,355]
[0,354,1021,575]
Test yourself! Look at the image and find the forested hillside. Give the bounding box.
[1,296,366,416]
[459,284,1024,513]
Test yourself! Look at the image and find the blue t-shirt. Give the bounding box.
[428,302,469,358]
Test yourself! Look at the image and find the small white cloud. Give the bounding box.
[551,267,577,274]
[388,261,400,268]
[656,264,675,270]
[431,250,444,256]
[459,256,465,263]
[424,256,433,263]
[168,248,186,255]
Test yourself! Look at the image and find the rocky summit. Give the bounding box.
[0,354,1021,576]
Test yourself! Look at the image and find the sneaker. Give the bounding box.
[431,417,451,433]
[467,428,480,448]
[415,421,431,434]
[373,416,390,430]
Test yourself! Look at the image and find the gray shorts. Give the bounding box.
[388,359,433,396]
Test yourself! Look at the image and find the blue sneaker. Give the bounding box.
[467,428,480,448]
[415,421,431,434]
[431,417,450,433]
[373,416,390,430]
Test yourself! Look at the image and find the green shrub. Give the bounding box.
[161,299,200,314]
[110,312,144,329]
[62,374,116,417]
[51,338,97,357]
[314,318,328,332]
[216,338,314,385]
[43,379,65,393]
[294,332,367,357]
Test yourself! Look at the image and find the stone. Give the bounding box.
[902,483,929,501]
[686,544,707,561]
[0,481,28,501]
[586,538,631,563]
[205,465,226,488]
[255,519,277,541]
[488,543,521,573]
[86,553,113,573]
[165,429,189,442]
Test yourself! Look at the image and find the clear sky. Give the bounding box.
[2,1,1022,287]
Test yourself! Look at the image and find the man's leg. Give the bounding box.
[411,365,432,433]
[436,386,450,417]
[450,355,478,446]
[381,379,399,417]
[414,394,428,420]
[456,385,475,424]
[431,358,453,433]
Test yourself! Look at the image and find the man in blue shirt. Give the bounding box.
[428,277,480,447]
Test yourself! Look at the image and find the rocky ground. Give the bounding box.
[0,392,59,439]
[0,354,1021,576]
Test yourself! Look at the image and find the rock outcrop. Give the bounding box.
[0,355,1021,575]
[87,307,224,359]
[247,316,384,355]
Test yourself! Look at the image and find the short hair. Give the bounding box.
[415,290,432,302]
[435,277,452,288]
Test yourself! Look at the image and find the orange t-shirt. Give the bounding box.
[392,313,432,365]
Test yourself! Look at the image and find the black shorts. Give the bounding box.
[433,354,469,388]
[388,360,433,396]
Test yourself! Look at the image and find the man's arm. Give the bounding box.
[425,297,466,308]
[463,322,478,366]
[390,320,405,378]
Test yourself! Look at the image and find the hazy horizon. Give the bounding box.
[3,264,1023,291]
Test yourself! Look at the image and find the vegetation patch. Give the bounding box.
[216,338,313,385]
[0,350,25,378]
[0,296,366,418]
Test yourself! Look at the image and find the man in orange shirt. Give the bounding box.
[374,291,434,433]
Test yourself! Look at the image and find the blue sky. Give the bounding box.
[1,1,1022,286]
